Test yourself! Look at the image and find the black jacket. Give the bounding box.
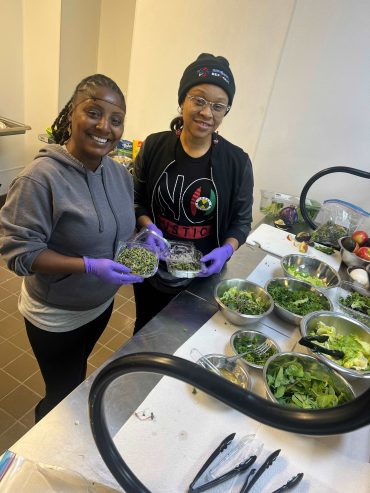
[133,131,253,247]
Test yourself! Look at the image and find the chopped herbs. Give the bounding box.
[267,282,330,316]
[286,265,328,287]
[117,246,158,277]
[234,335,276,366]
[220,287,270,315]
[266,358,352,408]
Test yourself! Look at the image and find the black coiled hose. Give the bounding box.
[89,352,370,492]
[299,166,370,230]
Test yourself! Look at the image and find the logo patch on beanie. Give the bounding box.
[196,67,230,85]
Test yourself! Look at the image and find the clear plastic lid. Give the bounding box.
[115,228,171,277]
[166,241,204,278]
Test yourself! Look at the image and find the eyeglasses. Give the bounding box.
[186,95,230,115]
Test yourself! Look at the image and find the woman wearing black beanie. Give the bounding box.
[132,53,254,332]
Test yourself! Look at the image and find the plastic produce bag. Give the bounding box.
[312,199,370,247]
[259,190,321,224]
[0,450,120,493]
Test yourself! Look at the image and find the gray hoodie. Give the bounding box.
[0,145,136,310]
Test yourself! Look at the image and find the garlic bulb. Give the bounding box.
[349,268,370,289]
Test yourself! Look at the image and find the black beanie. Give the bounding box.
[178,53,236,106]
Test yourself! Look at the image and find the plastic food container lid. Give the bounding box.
[166,241,204,278]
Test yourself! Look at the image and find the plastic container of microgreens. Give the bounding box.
[166,241,205,278]
[115,228,169,278]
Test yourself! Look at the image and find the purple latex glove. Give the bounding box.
[83,257,144,285]
[146,223,163,237]
[145,223,169,258]
[198,244,234,277]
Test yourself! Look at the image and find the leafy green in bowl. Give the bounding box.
[300,311,370,378]
[267,279,331,316]
[336,281,370,328]
[263,352,355,409]
[220,287,271,315]
[215,279,274,326]
[266,277,332,325]
[230,329,279,369]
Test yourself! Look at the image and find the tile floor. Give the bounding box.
[0,260,136,455]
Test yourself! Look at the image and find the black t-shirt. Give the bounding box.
[153,141,218,254]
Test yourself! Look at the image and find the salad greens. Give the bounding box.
[313,244,335,255]
[286,265,328,287]
[339,292,370,316]
[266,358,351,409]
[311,222,347,247]
[267,283,330,316]
[312,321,370,371]
[234,335,276,366]
[220,287,270,315]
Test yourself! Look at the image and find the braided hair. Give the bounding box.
[51,74,125,145]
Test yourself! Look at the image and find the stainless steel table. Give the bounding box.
[7,243,370,491]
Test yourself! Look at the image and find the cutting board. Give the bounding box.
[246,224,341,271]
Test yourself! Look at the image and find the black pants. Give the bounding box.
[133,279,180,333]
[25,302,113,422]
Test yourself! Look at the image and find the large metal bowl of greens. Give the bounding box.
[300,311,370,379]
[263,351,355,408]
[214,279,274,326]
[265,277,333,325]
[281,254,340,289]
[335,281,370,328]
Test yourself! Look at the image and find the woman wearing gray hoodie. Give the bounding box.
[0,74,143,421]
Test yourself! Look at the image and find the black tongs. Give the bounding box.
[188,433,256,493]
[299,335,344,359]
[239,449,280,493]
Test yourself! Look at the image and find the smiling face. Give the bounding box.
[180,84,229,144]
[66,86,125,170]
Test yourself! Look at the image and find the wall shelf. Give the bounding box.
[0,117,31,136]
